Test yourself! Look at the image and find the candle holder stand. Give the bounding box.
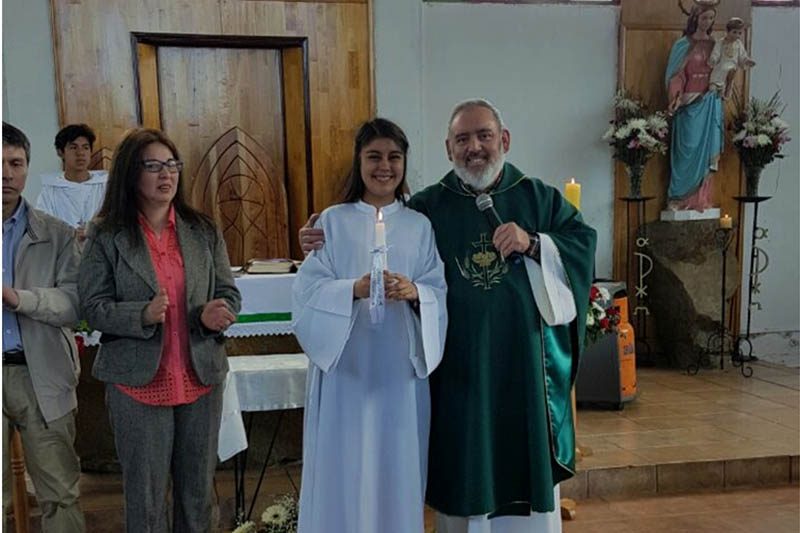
[619,196,655,365]
[688,227,737,375]
[729,195,771,378]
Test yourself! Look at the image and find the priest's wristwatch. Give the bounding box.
[525,232,541,262]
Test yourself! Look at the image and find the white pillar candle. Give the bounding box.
[375,209,386,247]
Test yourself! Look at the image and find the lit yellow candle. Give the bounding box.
[564,178,581,210]
[720,214,733,229]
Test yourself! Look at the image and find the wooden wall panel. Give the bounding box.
[136,43,161,129]
[51,0,372,234]
[219,1,373,211]
[282,47,311,259]
[156,46,285,188]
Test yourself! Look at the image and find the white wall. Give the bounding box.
[742,6,800,362]
[2,0,62,201]
[375,1,618,277]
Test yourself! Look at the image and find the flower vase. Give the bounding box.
[744,165,763,197]
[626,164,644,198]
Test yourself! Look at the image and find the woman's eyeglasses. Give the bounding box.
[141,159,184,173]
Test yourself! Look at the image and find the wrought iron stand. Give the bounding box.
[730,195,772,378]
[688,227,736,375]
[619,196,655,365]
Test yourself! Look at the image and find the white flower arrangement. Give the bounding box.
[233,494,299,533]
[731,91,791,169]
[232,522,258,533]
[603,91,669,168]
[262,504,290,526]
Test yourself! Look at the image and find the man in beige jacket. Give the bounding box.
[2,122,86,532]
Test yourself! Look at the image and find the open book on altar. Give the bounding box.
[243,258,300,274]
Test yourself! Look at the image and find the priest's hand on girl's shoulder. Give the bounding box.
[353,273,371,299]
[299,213,325,254]
[384,272,418,302]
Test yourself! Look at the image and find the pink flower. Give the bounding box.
[627,139,640,149]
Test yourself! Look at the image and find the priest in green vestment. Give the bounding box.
[408,100,595,533]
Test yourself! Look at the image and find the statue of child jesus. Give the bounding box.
[708,17,756,100]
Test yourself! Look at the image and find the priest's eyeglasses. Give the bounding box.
[141,159,184,173]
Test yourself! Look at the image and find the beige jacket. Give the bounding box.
[10,200,81,422]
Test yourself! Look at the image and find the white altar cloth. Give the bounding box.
[217,353,308,461]
[227,273,295,337]
[82,273,296,345]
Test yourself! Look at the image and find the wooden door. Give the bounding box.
[135,38,306,264]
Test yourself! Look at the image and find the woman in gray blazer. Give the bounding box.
[79,128,241,533]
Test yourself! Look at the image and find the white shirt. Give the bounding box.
[36,170,108,228]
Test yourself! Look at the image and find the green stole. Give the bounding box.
[408,163,596,517]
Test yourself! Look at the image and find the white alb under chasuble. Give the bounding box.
[292,200,447,533]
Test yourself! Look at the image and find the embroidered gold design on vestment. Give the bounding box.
[455,233,508,290]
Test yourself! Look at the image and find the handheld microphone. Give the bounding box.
[475,193,523,264]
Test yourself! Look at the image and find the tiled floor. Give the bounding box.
[575,361,799,470]
[16,361,798,532]
[562,486,800,533]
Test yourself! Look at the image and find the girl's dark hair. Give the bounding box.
[96,128,211,245]
[340,118,409,204]
[684,6,716,37]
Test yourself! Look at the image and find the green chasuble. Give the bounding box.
[408,163,596,517]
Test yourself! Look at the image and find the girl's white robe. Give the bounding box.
[292,200,447,533]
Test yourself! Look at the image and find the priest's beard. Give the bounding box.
[453,153,505,192]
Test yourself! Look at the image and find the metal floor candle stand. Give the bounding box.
[619,196,655,365]
[729,195,772,377]
[688,227,738,376]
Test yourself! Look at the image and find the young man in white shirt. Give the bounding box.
[36,124,107,241]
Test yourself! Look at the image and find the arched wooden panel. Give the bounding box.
[191,127,289,265]
[90,147,113,170]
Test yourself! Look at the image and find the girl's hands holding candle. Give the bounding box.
[353,273,371,299]
[353,271,418,302]
[384,272,418,302]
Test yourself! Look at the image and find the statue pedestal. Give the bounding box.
[642,219,739,368]
[659,208,720,222]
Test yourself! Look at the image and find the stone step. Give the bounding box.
[561,454,800,501]
[9,454,798,532]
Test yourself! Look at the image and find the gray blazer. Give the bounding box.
[78,213,241,386]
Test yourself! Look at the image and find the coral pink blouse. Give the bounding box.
[116,207,212,405]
